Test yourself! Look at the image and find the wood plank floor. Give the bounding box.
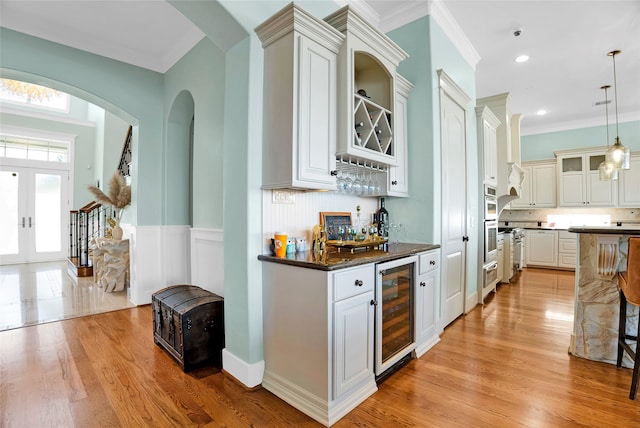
[1,267,639,427]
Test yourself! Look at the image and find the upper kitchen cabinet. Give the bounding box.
[476,106,501,187]
[555,147,617,207]
[618,154,640,207]
[324,6,409,167]
[384,75,413,197]
[256,4,345,191]
[510,160,557,209]
[476,93,525,210]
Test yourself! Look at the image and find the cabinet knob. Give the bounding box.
[355,279,363,287]
[391,180,398,185]
[429,260,436,266]
[330,170,338,176]
[420,281,426,287]
[370,299,377,306]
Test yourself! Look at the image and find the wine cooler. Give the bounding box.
[375,256,417,377]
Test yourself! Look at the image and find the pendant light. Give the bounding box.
[604,50,630,170]
[599,85,618,180]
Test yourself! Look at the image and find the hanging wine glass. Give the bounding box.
[336,162,344,192]
[343,167,353,194]
[352,166,362,196]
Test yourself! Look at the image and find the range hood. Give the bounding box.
[497,162,525,213]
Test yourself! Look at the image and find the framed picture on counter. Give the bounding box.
[320,211,352,240]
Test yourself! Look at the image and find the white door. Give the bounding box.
[440,82,468,328]
[0,166,69,264]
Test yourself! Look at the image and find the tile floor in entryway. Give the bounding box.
[0,260,135,331]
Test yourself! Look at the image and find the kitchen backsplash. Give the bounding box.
[262,189,379,254]
[499,207,640,229]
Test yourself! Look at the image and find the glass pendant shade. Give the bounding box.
[605,137,628,169]
[599,160,618,180]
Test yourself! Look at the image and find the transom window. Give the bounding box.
[0,136,69,163]
[0,78,70,112]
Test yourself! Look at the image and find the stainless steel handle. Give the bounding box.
[487,264,498,272]
[29,217,32,228]
[22,217,25,228]
[354,279,363,287]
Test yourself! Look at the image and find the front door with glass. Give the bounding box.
[0,166,69,264]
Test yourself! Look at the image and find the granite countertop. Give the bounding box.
[568,225,640,234]
[258,242,440,271]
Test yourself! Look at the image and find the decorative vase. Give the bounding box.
[112,225,123,241]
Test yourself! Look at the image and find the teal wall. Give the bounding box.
[1,27,165,226]
[388,16,480,299]
[0,108,96,206]
[522,120,640,161]
[164,37,226,228]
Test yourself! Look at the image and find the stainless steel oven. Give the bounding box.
[483,260,498,290]
[484,186,497,220]
[484,220,498,263]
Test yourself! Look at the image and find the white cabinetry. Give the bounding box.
[525,230,558,267]
[256,4,344,191]
[262,262,377,426]
[415,249,441,357]
[476,106,500,187]
[325,6,409,167]
[618,154,640,207]
[556,148,617,207]
[384,75,413,197]
[510,161,556,208]
[557,230,577,269]
[333,266,375,398]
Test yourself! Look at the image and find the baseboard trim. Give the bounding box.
[222,348,264,389]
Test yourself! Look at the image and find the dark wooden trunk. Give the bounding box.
[152,285,224,372]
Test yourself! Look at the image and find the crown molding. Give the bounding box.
[521,112,640,137]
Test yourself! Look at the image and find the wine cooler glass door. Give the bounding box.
[375,256,417,376]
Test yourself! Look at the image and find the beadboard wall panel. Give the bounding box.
[262,190,379,253]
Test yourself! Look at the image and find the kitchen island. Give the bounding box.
[568,226,640,368]
[259,242,440,426]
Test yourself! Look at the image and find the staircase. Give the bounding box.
[68,125,132,277]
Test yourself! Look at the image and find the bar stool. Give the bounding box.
[617,236,640,400]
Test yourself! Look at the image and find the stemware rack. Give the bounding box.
[334,156,388,197]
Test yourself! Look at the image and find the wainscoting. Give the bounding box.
[120,224,223,305]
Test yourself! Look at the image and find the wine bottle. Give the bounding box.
[378,198,389,238]
[355,121,364,128]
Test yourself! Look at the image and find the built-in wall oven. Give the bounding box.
[375,257,416,380]
[484,185,498,220]
[484,220,498,263]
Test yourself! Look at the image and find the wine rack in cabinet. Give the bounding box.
[354,93,393,156]
[325,6,409,167]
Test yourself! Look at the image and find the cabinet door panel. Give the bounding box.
[532,164,556,207]
[525,230,558,266]
[334,291,374,399]
[618,156,640,207]
[559,173,585,206]
[416,272,437,343]
[297,36,337,186]
[587,171,616,206]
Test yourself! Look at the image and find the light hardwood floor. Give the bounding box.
[1,267,638,426]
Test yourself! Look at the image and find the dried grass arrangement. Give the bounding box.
[88,172,131,239]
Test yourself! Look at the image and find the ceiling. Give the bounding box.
[1,0,639,136]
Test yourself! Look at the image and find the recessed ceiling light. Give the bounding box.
[515,55,529,63]
[537,109,547,116]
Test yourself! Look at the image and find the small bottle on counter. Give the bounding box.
[378,198,389,238]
